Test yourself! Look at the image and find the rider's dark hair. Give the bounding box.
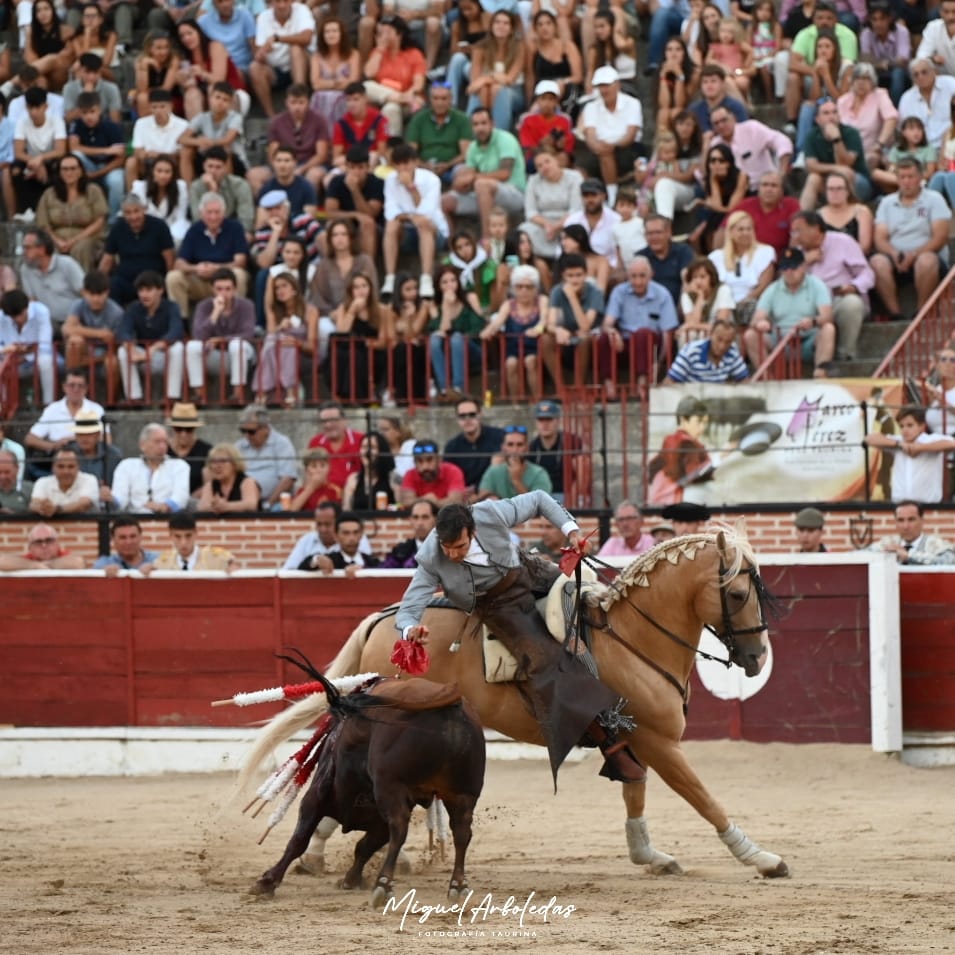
[436,504,475,543]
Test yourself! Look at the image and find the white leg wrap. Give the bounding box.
[625,817,683,875]
[298,816,341,874]
[718,822,788,877]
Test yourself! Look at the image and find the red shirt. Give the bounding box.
[333,106,390,152]
[401,462,466,499]
[728,196,801,258]
[307,429,365,488]
[518,112,575,158]
[302,482,343,511]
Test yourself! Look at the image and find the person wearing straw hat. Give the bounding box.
[166,402,211,495]
[67,410,122,506]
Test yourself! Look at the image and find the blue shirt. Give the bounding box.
[666,338,749,383]
[0,116,13,164]
[119,299,185,343]
[177,218,249,266]
[257,175,317,218]
[0,301,53,354]
[198,7,256,70]
[689,95,749,133]
[606,280,679,335]
[93,550,160,570]
[636,242,695,307]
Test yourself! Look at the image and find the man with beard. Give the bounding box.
[478,426,552,500]
[399,439,466,508]
[380,498,438,568]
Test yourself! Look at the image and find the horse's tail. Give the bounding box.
[324,609,382,680]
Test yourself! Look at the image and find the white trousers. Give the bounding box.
[185,339,256,388]
[119,342,185,400]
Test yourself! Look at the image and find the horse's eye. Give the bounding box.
[729,589,747,604]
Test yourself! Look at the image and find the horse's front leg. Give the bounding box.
[369,798,413,908]
[296,815,340,875]
[442,795,475,902]
[621,778,683,875]
[341,822,389,892]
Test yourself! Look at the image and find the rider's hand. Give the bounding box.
[567,530,590,556]
[406,624,430,645]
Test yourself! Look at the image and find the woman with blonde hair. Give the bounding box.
[198,443,260,513]
[708,210,775,322]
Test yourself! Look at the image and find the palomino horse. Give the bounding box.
[314,528,789,878]
[238,672,486,905]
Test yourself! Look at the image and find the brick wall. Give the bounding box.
[2,507,954,568]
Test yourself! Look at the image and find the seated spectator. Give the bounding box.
[867,499,955,565]
[656,36,697,129]
[637,214,694,310]
[664,318,749,383]
[300,511,379,574]
[12,86,67,213]
[118,271,185,401]
[321,147,383,260]
[597,500,655,558]
[176,18,249,120]
[598,256,679,399]
[525,10,583,117]
[399,439,466,507]
[66,409,120,506]
[426,264,486,400]
[186,268,256,402]
[235,403,297,508]
[282,499,373,569]
[520,147,583,259]
[197,442,260,512]
[288,447,342,511]
[540,253,602,389]
[611,188,648,270]
[131,155,190,246]
[166,401,212,495]
[442,395,504,494]
[62,52,121,123]
[389,272,430,405]
[0,420,25,483]
[518,81,575,170]
[100,193,176,308]
[69,5,118,83]
[838,62,898,177]
[677,257,735,343]
[466,11,524,131]
[477,425,552,500]
[743,247,835,376]
[527,399,590,507]
[442,108,526,241]
[4,65,65,130]
[586,7,638,99]
[802,95,872,211]
[0,522,84,572]
[24,0,74,94]
[330,82,390,172]
[915,1,955,92]
[0,289,57,405]
[30,448,100,517]
[0,448,33,513]
[870,158,950,320]
[67,91,125,218]
[562,178,622,274]
[654,110,704,222]
[691,143,749,253]
[794,507,827,553]
[254,146,318,222]
[154,511,236,571]
[93,517,159,576]
[111,422,190,513]
[179,80,248,182]
[248,0,313,118]
[188,145,255,236]
[130,30,182,119]
[925,344,955,438]
[36,151,107,273]
[730,170,801,260]
[166,192,251,319]
[860,1,909,107]
[309,15,361,123]
[404,82,472,187]
[709,104,793,186]
[444,228,499,313]
[689,63,749,134]
[708,210,776,319]
[125,88,189,190]
[876,115,938,195]
[307,400,363,486]
[342,430,396,510]
[0,93,13,218]
[817,169,874,254]
[579,66,644,201]
[62,270,122,386]
[558,223,610,295]
[791,29,852,153]
[376,414,416,478]
[380,497,438,568]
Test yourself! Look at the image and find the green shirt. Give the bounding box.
[0,482,33,514]
[791,23,859,63]
[465,129,526,190]
[405,108,472,165]
[755,274,832,332]
[479,461,552,498]
[805,123,869,177]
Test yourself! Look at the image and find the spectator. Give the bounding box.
[661,500,712,535]
[154,511,236,571]
[129,31,182,119]
[870,158,951,320]
[914,0,955,83]
[125,88,189,190]
[282,500,373,569]
[100,193,176,307]
[597,500,655,557]
[579,65,643,201]
[708,210,776,319]
[789,209,874,360]
[179,80,248,182]
[477,425,552,500]
[380,498,438,568]
[654,110,705,222]
[925,345,955,438]
[288,446,342,511]
[0,522,85,572]
[426,264,486,400]
[444,228,500,313]
[897,60,955,152]
[376,414,416,478]
[130,155,190,246]
[867,499,955,565]
[517,80,576,169]
[636,214,694,309]
[817,170,874,255]
[863,405,955,503]
[525,9,584,117]
[561,178,621,272]
[650,522,676,544]
[445,0,484,111]
[67,91,125,218]
[794,506,827,552]
[689,63,749,133]
[166,402,212,495]
[525,517,567,562]
[0,421,25,484]
[709,103,793,184]
[362,15,426,137]
[172,17,250,122]
[692,143,749,254]
[837,61,898,175]
[341,430,396,510]
[443,395,505,493]
[528,399,590,507]
[404,82,472,188]
[611,187,648,270]
[68,4,119,80]
[664,319,749,383]
[442,107,526,240]
[860,1,909,107]
[62,270,122,384]
[876,115,939,195]
[598,256,679,400]
[248,0,313,117]
[0,448,33,513]
[743,247,836,376]
[322,147,384,259]
[35,151,107,273]
[166,192,251,318]
[12,82,66,213]
[111,422,190,513]
[801,95,872,210]
[117,270,186,402]
[730,171,801,260]
[300,511,380,574]
[67,409,120,505]
[186,268,257,402]
[197,442,261,512]
[466,10,525,131]
[188,145,255,235]
[399,438,467,507]
[330,82,389,171]
[381,143,448,301]
[0,289,56,405]
[30,448,100,517]
[254,146,317,221]
[235,403,297,508]
[307,399,364,488]
[93,517,159,576]
[308,15,361,124]
[199,0,257,79]
[62,51,121,123]
[676,256,735,342]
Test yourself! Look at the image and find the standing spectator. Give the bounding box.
[730,170,801,260]
[93,518,160,576]
[166,402,212,496]
[399,438,467,507]
[528,399,590,507]
[380,498,438,568]
[870,158,951,320]
[248,0,313,117]
[801,96,872,209]
[124,88,189,190]
[0,289,56,405]
[443,395,505,494]
[307,399,364,488]
[29,446,99,514]
[664,319,749,383]
[12,86,66,213]
[235,403,297,508]
[117,271,186,402]
[67,92,125,218]
[597,500,655,557]
[794,507,827,553]
[868,499,955,565]
[110,422,190,513]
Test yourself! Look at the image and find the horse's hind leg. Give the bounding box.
[442,796,475,902]
[297,815,340,875]
[341,822,389,892]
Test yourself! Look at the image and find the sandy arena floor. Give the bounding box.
[2,742,953,955]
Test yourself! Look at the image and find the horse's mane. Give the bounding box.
[593,523,758,611]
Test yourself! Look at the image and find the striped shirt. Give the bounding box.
[666,338,749,383]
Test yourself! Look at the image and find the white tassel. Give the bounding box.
[229,672,381,707]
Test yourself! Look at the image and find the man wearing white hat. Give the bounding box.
[579,66,644,203]
[67,411,122,506]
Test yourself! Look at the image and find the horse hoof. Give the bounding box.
[370,884,393,908]
[295,853,325,876]
[339,877,364,891]
[448,882,468,903]
[248,881,275,898]
[760,859,789,879]
[649,858,684,876]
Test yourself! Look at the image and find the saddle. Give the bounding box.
[366,676,463,711]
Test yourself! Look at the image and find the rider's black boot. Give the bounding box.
[584,717,646,783]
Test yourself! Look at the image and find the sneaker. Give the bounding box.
[426,65,447,81]
[419,273,435,299]
[380,388,397,408]
[783,122,797,139]
[13,209,35,223]
[792,152,805,170]
[381,274,395,297]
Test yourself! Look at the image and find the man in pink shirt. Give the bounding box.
[709,106,793,186]
[399,440,467,507]
[597,500,655,558]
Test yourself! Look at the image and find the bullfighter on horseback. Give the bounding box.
[397,490,645,784]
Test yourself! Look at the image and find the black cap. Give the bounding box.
[581,178,607,195]
[661,502,712,522]
[778,247,805,271]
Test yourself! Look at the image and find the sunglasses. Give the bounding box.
[413,443,438,455]
[29,537,57,546]
[239,427,259,435]
[457,411,479,419]
[504,425,527,434]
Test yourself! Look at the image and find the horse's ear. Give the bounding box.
[716,530,729,560]
[734,515,748,540]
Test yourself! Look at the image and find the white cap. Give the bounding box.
[534,79,560,98]
[259,189,289,209]
[592,65,620,86]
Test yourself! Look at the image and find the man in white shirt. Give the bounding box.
[12,86,66,212]
[915,0,955,79]
[124,88,190,188]
[282,500,374,569]
[580,65,644,202]
[0,289,57,405]
[562,179,622,269]
[111,423,191,513]
[898,58,955,148]
[249,0,314,116]
[29,447,99,515]
[381,142,448,300]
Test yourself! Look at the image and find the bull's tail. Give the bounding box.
[324,609,385,679]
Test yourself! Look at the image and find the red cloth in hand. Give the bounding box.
[390,638,430,675]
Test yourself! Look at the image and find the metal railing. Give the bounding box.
[750,328,805,381]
